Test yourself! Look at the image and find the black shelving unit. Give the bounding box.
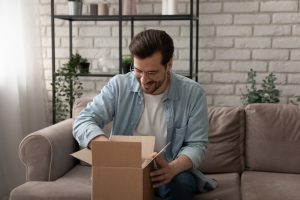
[51,0,199,123]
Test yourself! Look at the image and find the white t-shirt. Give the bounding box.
[133,92,167,152]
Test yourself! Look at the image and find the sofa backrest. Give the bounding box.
[245,104,300,173]
[199,106,245,174]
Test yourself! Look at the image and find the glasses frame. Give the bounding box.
[131,65,162,80]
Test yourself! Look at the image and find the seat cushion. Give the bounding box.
[199,106,245,173]
[11,165,242,200]
[245,104,300,173]
[195,173,241,200]
[10,165,91,200]
[242,171,300,200]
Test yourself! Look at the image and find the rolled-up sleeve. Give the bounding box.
[73,76,118,147]
[177,88,208,169]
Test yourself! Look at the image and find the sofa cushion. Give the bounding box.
[245,104,300,173]
[241,171,300,200]
[196,173,241,200]
[199,106,245,173]
[10,165,91,200]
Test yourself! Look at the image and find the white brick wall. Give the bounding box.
[234,14,271,25]
[41,0,300,114]
[216,26,252,37]
[252,49,289,60]
[260,1,298,12]
[216,49,250,60]
[254,25,291,36]
[199,3,222,14]
[223,2,259,13]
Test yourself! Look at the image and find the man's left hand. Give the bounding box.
[150,154,177,188]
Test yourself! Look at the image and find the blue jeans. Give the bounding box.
[154,171,198,200]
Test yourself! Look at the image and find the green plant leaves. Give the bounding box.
[241,69,280,105]
[122,55,132,66]
[52,53,86,122]
[290,96,300,105]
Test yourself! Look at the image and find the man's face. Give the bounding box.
[133,52,171,95]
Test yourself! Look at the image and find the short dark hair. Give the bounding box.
[129,29,174,65]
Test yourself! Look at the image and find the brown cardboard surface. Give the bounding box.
[143,162,155,200]
[70,135,160,200]
[92,141,141,167]
[92,167,143,200]
[71,136,157,167]
[70,148,92,165]
[110,135,155,160]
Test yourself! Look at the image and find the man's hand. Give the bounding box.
[88,135,109,149]
[150,153,193,188]
[150,154,177,188]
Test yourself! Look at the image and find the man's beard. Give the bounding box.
[139,75,168,94]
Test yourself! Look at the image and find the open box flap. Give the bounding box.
[71,148,92,165]
[141,142,171,169]
[111,135,155,160]
[71,136,160,168]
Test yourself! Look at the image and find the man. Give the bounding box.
[73,29,217,200]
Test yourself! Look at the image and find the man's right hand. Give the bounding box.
[88,135,109,149]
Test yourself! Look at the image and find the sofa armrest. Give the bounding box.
[19,119,79,181]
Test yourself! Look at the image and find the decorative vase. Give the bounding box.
[168,0,177,15]
[123,0,136,15]
[68,1,82,15]
[131,0,137,15]
[162,0,168,15]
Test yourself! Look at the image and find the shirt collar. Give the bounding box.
[164,71,179,101]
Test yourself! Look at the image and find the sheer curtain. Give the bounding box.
[0,0,49,199]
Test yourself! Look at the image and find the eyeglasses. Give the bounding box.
[131,66,160,79]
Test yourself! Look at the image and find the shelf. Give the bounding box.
[177,71,196,78]
[54,14,198,21]
[51,0,199,123]
[54,73,117,77]
[77,73,116,77]
[78,71,195,78]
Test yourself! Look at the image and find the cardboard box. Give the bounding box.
[71,135,158,200]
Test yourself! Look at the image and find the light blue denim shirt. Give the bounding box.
[73,71,217,192]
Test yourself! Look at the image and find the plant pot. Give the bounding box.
[122,64,131,74]
[78,62,90,74]
[68,1,82,15]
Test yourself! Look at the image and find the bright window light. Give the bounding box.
[0,0,26,87]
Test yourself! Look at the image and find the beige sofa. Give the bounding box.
[10,97,300,200]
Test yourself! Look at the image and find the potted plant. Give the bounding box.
[240,69,280,105]
[78,57,90,74]
[68,0,82,15]
[52,53,84,122]
[290,96,300,105]
[122,55,132,74]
